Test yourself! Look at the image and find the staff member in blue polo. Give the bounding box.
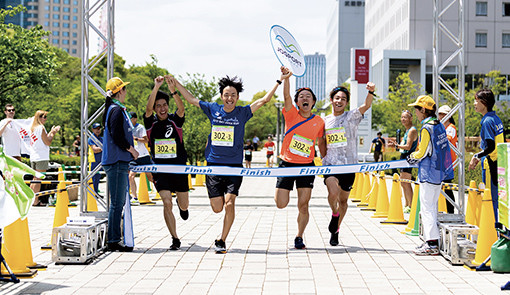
[88,122,103,194]
[102,77,139,252]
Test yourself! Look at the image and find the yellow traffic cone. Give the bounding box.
[372,173,390,218]
[0,219,38,277]
[381,173,407,224]
[438,193,447,213]
[265,158,269,167]
[475,183,484,226]
[188,173,194,191]
[351,172,364,201]
[195,161,205,187]
[470,188,497,267]
[349,173,359,199]
[403,183,420,233]
[53,182,70,229]
[364,172,382,211]
[352,173,367,203]
[358,173,374,207]
[57,166,65,182]
[465,180,478,226]
[86,178,98,211]
[138,173,155,205]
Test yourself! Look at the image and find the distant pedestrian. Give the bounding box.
[128,111,153,203]
[72,135,81,156]
[370,131,385,162]
[252,135,260,151]
[264,135,275,167]
[244,140,254,168]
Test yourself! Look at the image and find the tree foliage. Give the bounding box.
[0,5,61,107]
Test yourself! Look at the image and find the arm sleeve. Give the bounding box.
[411,128,431,160]
[475,139,495,159]
[108,107,131,150]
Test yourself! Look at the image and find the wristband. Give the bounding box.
[276,80,282,85]
[170,91,178,96]
[368,90,376,96]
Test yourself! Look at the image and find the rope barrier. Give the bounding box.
[34,184,80,198]
[24,180,80,185]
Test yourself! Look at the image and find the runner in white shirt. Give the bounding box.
[128,111,153,201]
[0,104,21,160]
[321,83,375,246]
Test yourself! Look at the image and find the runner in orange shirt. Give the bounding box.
[274,67,326,249]
[264,135,275,167]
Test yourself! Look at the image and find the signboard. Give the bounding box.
[351,49,370,84]
[270,25,306,77]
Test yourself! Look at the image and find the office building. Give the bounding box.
[1,0,82,57]
[296,53,327,101]
[326,0,366,91]
[365,0,510,100]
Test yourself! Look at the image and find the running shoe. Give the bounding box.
[106,242,133,252]
[330,232,339,246]
[328,215,340,233]
[130,198,140,206]
[176,198,189,220]
[294,237,306,249]
[215,239,226,254]
[403,206,411,213]
[414,242,439,256]
[170,237,181,251]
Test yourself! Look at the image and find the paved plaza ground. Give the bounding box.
[1,151,510,294]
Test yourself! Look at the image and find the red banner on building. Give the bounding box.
[354,49,370,84]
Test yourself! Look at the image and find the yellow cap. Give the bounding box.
[408,95,435,110]
[106,77,130,94]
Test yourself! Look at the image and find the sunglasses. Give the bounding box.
[296,87,312,92]
[40,115,47,119]
[5,109,15,112]
[332,86,349,93]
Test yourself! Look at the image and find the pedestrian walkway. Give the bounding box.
[1,175,509,294]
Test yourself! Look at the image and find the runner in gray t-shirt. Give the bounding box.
[320,82,376,246]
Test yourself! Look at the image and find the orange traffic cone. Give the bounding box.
[403,183,420,234]
[381,174,407,224]
[372,174,390,218]
[465,180,479,226]
[138,173,155,205]
[86,178,98,211]
[470,188,498,267]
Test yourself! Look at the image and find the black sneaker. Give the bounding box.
[330,232,339,246]
[294,237,306,249]
[176,198,189,220]
[328,215,339,233]
[170,237,181,250]
[215,239,226,254]
[106,242,133,252]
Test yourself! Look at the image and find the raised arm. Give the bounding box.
[166,76,185,117]
[358,82,376,115]
[250,68,292,113]
[281,67,293,111]
[0,119,12,136]
[41,125,61,146]
[170,76,200,107]
[145,76,165,118]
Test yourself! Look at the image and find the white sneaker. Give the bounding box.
[414,242,439,256]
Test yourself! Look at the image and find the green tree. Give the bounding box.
[245,91,278,141]
[372,72,422,135]
[0,5,61,107]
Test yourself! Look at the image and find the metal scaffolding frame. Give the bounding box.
[433,0,466,214]
[80,0,114,218]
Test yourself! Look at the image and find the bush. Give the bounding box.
[50,154,81,167]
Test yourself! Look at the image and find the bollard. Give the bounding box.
[381,173,407,224]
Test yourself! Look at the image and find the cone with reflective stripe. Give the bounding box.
[403,183,420,234]
[138,173,155,205]
[381,173,407,224]
[358,173,374,207]
[470,188,497,267]
[86,178,98,211]
[465,180,479,226]
[0,218,43,276]
[372,173,390,218]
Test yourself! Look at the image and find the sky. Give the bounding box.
[105,0,334,101]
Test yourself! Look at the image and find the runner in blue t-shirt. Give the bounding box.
[170,68,291,253]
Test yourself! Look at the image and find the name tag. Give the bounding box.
[245,150,251,155]
[155,139,177,158]
[211,125,234,147]
[326,127,347,148]
[268,146,274,151]
[289,134,313,157]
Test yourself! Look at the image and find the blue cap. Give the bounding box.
[92,123,101,129]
